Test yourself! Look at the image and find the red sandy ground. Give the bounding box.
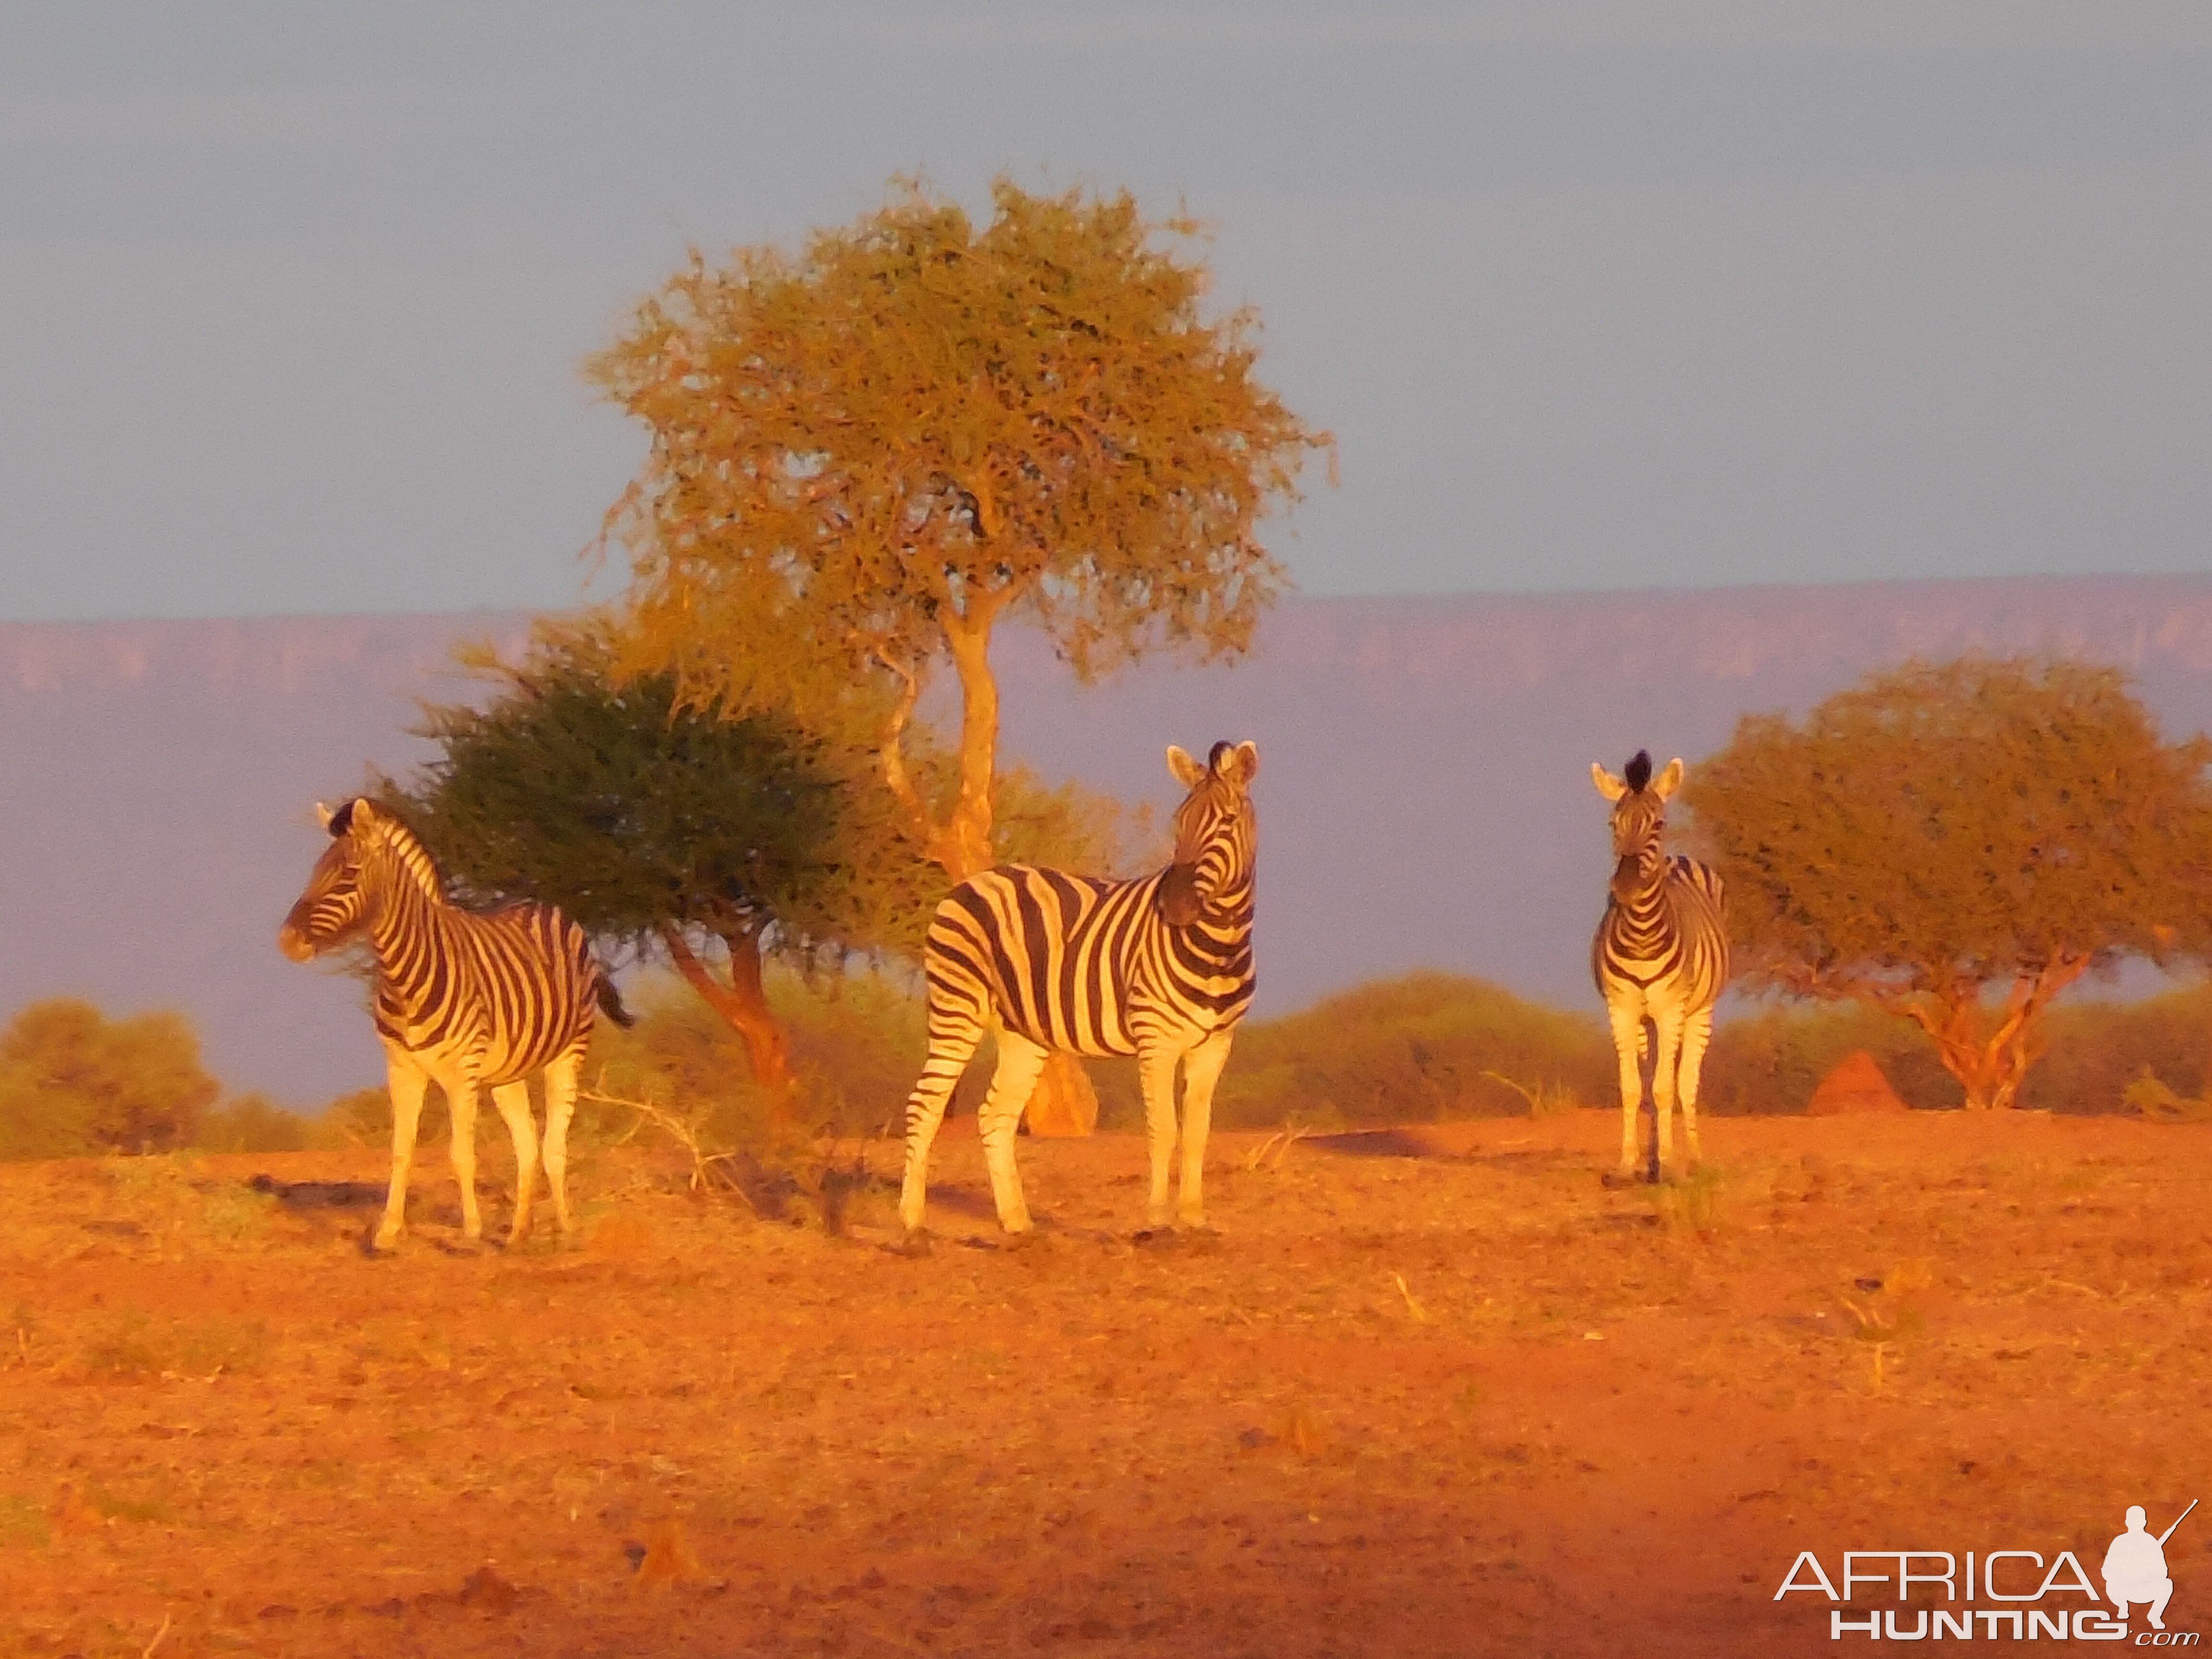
[0,1108,2205,1658]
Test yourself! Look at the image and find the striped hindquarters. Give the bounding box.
[924,865,1166,1059]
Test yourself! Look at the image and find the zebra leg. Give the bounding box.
[445,1070,485,1241]
[1176,1027,1237,1230]
[897,1016,987,1237]
[1649,1006,1688,1181]
[1137,1043,1181,1230]
[377,1054,431,1250]
[975,1031,1050,1234]
[1604,999,1647,1181]
[1676,1006,1715,1171]
[489,1079,540,1247]
[540,1050,582,1238]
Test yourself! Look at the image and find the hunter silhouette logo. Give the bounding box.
[2107,1501,2195,1633]
[1775,1497,2198,1642]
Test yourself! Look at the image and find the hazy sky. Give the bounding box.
[3,2,2208,621]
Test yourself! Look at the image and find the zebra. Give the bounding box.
[277,797,632,1251]
[898,740,1259,1239]
[1590,750,1730,1184]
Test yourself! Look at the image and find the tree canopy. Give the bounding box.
[1684,655,2212,1110]
[589,176,1328,879]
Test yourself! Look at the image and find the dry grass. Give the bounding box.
[0,1112,2203,1656]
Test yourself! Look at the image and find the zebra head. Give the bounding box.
[277,797,388,962]
[1157,740,1260,927]
[1590,749,1684,903]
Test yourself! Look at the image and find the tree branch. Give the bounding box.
[868,649,930,843]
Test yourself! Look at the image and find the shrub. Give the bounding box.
[196,1093,313,1154]
[1203,973,1613,1130]
[1697,1002,1960,1115]
[0,1000,219,1159]
[2018,980,2212,1114]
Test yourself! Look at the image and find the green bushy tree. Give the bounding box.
[397,623,1140,1123]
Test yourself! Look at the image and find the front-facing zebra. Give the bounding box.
[899,740,1260,1238]
[1591,751,1730,1183]
[278,797,632,1251]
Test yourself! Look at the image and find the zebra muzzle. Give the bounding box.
[1609,854,1645,904]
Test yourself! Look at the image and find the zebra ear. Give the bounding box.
[1218,740,1259,785]
[1591,763,1628,803]
[1167,745,1208,789]
[1652,757,1685,800]
[314,801,335,830]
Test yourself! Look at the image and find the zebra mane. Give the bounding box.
[350,800,448,903]
[1624,750,1653,793]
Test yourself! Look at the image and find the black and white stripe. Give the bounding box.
[898,740,1259,1236]
[1590,750,1730,1181]
[278,796,630,1250]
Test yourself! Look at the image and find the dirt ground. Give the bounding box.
[0,1106,2205,1658]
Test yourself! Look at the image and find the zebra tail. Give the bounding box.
[595,973,637,1030]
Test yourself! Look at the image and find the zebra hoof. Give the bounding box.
[1599,1169,1642,1190]
[890,1228,933,1259]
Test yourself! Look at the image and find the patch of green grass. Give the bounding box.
[79,1311,166,1380]
[79,1310,272,1380]
[0,1493,49,1548]
[1650,1166,1727,1236]
[193,1183,277,1243]
[86,1482,173,1525]
[91,1155,283,1248]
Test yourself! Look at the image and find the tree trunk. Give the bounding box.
[659,923,795,1116]
[883,593,1101,1137]
[1878,955,2090,1111]
[937,608,1003,880]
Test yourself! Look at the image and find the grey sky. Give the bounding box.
[3,2,2208,621]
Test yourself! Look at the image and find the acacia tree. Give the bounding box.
[590,178,1328,1128]
[393,626,1135,1117]
[1685,656,2212,1111]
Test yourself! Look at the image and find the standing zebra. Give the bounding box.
[899,740,1260,1239]
[1590,751,1729,1184]
[278,797,631,1251]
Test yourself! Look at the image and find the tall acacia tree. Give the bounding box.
[591,178,1329,1128]
[1686,656,2212,1111]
